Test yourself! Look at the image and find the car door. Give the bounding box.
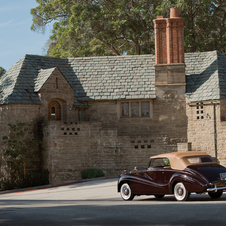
[146,158,173,194]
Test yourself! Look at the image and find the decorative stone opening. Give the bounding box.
[196,103,204,120]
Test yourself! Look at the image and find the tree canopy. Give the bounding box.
[31,0,226,57]
[0,67,6,77]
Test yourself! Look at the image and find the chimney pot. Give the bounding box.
[170,8,180,18]
[157,15,164,19]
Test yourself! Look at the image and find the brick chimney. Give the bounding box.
[153,8,185,86]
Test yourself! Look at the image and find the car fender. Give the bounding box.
[117,173,152,193]
[169,172,207,193]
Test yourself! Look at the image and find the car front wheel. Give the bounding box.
[208,191,223,199]
[120,183,134,201]
[174,182,190,201]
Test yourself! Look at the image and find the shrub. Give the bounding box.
[81,168,105,179]
[0,179,15,191]
[1,121,41,182]
[0,169,49,191]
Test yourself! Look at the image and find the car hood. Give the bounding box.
[187,164,226,182]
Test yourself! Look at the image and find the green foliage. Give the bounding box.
[156,0,226,53]
[1,121,41,182]
[0,66,6,77]
[31,0,159,56]
[31,0,226,57]
[0,170,49,191]
[81,168,105,179]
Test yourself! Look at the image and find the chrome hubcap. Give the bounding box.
[123,187,129,196]
[177,187,184,196]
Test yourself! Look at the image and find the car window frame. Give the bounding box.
[148,158,171,169]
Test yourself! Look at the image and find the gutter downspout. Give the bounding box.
[213,103,218,161]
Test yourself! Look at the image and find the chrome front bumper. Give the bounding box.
[207,185,226,192]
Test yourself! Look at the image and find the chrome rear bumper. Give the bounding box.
[207,185,226,192]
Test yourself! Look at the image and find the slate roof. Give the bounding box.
[0,54,156,105]
[0,50,226,105]
[185,50,226,102]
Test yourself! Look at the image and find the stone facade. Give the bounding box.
[41,91,187,185]
[187,99,226,166]
[0,71,187,185]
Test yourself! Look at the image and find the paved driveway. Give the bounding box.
[1,178,226,226]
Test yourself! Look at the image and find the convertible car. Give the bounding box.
[118,151,226,201]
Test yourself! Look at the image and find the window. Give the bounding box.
[186,157,212,164]
[51,107,56,116]
[56,78,58,89]
[149,158,171,168]
[141,102,150,117]
[120,101,151,118]
[121,102,129,117]
[131,102,139,117]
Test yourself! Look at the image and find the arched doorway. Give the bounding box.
[48,100,61,120]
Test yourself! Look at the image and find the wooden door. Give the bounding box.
[48,100,61,120]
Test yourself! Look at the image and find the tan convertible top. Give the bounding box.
[150,151,214,170]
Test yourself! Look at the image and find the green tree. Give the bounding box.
[1,122,41,182]
[0,67,6,77]
[31,0,226,56]
[31,0,160,57]
[157,0,226,53]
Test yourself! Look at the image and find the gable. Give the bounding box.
[34,67,74,94]
[34,68,56,92]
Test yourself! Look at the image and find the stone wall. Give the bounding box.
[216,100,226,165]
[187,101,217,157]
[41,117,187,185]
[83,95,187,150]
[186,99,226,165]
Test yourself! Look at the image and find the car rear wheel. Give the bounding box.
[154,194,165,199]
[174,182,190,201]
[120,183,134,201]
[208,191,223,199]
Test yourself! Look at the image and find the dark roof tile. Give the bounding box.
[1,51,226,105]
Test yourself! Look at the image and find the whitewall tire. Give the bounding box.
[120,183,134,201]
[174,182,190,201]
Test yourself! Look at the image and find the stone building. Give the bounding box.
[1,8,226,185]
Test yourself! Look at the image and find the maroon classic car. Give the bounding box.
[118,151,226,201]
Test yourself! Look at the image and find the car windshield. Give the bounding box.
[185,157,213,164]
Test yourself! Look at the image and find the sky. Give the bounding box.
[0,0,52,71]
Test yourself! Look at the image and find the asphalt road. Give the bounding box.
[0,178,226,226]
